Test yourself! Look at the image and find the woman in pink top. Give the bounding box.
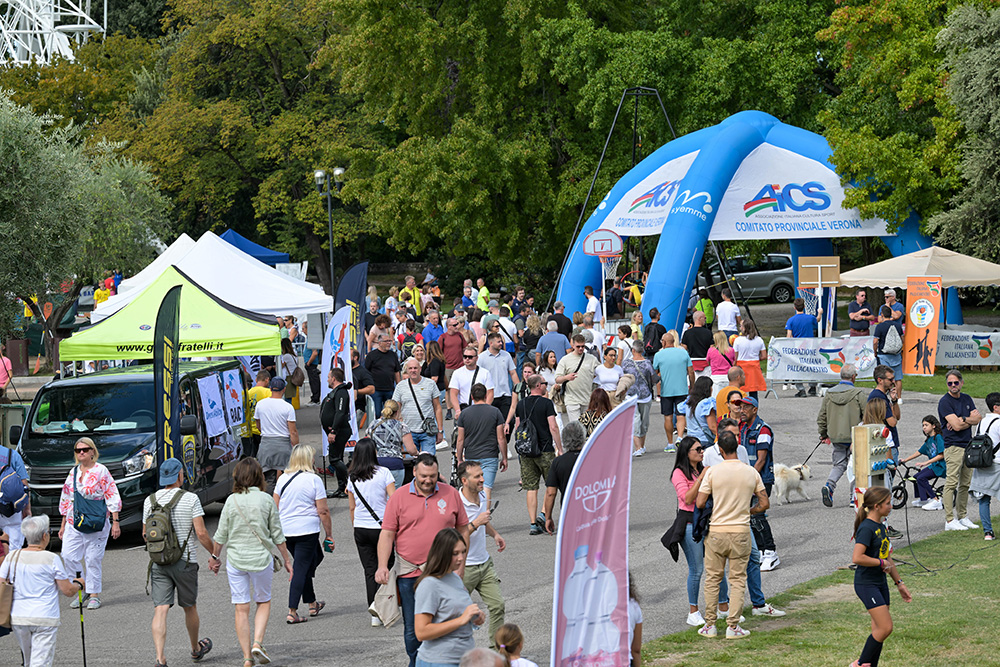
[706,331,736,396]
[669,436,732,627]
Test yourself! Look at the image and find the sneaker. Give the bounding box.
[985,531,995,541]
[718,610,745,623]
[945,519,969,531]
[371,615,382,627]
[529,522,544,536]
[922,498,943,511]
[752,603,786,617]
[808,387,817,397]
[445,409,454,420]
[725,625,751,639]
[86,596,102,610]
[896,397,903,406]
[632,448,645,458]
[911,499,927,507]
[794,390,807,398]
[959,517,978,529]
[686,611,705,627]
[70,594,89,609]
[760,550,779,571]
[664,444,677,454]
[697,623,717,638]
[886,526,903,540]
[822,485,833,508]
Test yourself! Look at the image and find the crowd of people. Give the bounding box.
[2,275,999,667]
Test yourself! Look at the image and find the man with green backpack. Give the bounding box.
[142,458,216,667]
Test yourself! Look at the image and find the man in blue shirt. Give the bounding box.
[534,321,572,366]
[785,297,819,398]
[653,332,694,453]
[883,288,905,323]
[938,369,982,531]
[737,396,780,571]
[421,309,444,345]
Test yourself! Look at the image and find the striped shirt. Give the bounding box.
[392,377,439,433]
[142,488,205,563]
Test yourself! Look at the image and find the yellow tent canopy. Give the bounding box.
[60,265,281,361]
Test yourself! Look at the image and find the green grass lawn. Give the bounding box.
[642,518,1000,666]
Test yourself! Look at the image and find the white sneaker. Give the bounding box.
[945,519,969,531]
[760,550,780,571]
[752,603,786,617]
[686,611,705,626]
[718,610,744,623]
[896,397,903,406]
[911,499,927,507]
[959,517,978,529]
[632,448,646,458]
[371,615,382,627]
[726,625,751,639]
[697,623,717,638]
[922,498,943,511]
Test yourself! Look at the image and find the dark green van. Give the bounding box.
[9,361,253,532]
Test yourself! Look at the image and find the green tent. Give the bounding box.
[60,266,281,361]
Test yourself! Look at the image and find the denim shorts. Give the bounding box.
[470,456,499,489]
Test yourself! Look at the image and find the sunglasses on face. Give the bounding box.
[75,448,92,454]
[947,380,961,386]
[694,446,705,452]
[463,355,476,359]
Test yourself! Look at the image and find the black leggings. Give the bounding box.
[354,526,393,606]
[286,533,324,609]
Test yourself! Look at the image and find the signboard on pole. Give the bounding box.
[551,398,635,667]
[903,276,941,376]
[319,306,358,456]
[154,285,181,471]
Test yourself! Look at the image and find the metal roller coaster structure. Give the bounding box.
[1,0,105,65]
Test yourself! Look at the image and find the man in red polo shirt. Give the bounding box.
[439,316,467,419]
[376,454,470,667]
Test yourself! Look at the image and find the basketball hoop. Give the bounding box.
[599,254,622,281]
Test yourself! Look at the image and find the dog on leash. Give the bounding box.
[773,463,811,504]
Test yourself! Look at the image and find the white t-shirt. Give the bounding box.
[511,659,539,667]
[615,338,632,364]
[733,336,765,362]
[586,295,601,321]
[142,488,206,563]
[0,549,69,626]
[449,365,495,406]
[279,353,297,378]
[254,397,296,437]
[703,443,750,467]
[347,466,395,529]
[716,301,740,331]
[461,489,489,566]
[275,471,326,536]
[593,363,624,391]
[628,597,643,651]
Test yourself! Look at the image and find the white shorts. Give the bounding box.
[226,565,273,604]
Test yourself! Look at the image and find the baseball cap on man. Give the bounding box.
[160,458,183,486]
[270,377,286,391]
[487,300,499,309]
[736,396,758,408]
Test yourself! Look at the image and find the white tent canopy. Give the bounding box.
[118,233,196,293]
[94,231,332,322]
[839,246,1000,289]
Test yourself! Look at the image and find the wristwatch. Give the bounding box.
[210,553,220,561]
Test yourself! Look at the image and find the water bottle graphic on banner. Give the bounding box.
[581,550,621,657]
[561,545,593,659]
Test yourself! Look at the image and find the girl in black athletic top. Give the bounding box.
[850,487,912,667]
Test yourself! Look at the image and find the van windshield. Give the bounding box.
[30,383,156,435]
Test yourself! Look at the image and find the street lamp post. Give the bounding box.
[314,167,346,297]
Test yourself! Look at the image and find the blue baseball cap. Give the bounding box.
[269,377,286,391]
[160,458,183,486]
[736,396,758,408]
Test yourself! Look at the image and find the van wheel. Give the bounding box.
[771,284,793,304]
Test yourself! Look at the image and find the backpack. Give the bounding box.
[965,416,1000,469]
[145,489,191,567]
[513,397,541,458]
[882,324,903,355]
[0,449,28,518]
[401,333,418,359]
[643,323,665,358]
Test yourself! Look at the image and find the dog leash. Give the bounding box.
[800,440,824,467]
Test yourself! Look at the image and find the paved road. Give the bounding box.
[16,385,966,666]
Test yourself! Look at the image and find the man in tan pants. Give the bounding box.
[696,430,770,639]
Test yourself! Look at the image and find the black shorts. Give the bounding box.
[855,582,890,610]
[660,395,686,416]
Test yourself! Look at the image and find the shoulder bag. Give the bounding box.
[72,467,108,534]
[408,379,438,436]
[0,549,20,628]
[232,496,283,573]
[556,354,586,400]
[350,479,383,525]
[277,471,304,498]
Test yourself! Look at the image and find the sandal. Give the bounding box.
[309,601,326,617]
[251,642,270,665]
[242,660,254,667]
[191,637,212,662]
[286,611,307,624]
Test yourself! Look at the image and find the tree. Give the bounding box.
[926,4,1000,261]
[0,94,171,358]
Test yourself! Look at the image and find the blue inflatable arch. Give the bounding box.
[556,111,958,331]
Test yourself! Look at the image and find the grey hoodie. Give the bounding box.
[817,382,867,443]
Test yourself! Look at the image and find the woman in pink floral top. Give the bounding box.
[58,437,122,610]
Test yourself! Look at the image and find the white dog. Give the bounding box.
[773,463,811,505]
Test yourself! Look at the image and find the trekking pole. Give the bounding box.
[801,440,824,467]
[76,571,88,667]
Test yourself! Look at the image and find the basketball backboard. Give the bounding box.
[583,229,624,256]
[797,256,840,288]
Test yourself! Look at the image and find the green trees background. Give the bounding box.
[2,0,999,306]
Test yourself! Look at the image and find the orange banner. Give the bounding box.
[903,276,941,376]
